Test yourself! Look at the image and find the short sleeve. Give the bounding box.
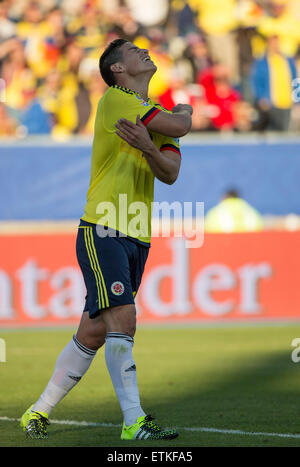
[103,86,161,131]
[159,135,181,157]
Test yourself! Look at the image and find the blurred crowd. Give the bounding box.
[1,0,300,138]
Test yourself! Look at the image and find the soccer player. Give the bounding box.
[20,39,193,441]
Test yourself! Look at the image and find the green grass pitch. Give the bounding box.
[1,324,300,447]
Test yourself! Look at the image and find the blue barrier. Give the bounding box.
[0,137,299,219]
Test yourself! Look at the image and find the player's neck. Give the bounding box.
[117,77,150,101]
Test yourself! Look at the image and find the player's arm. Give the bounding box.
[143,145,180,185]
[147,104,193,137]
[118,104,193,138]
[115,116,180,185]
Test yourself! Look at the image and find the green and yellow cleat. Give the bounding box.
[121,414,178,440]
[20,405,50,439]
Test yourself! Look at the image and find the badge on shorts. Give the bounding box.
[111,281,125,296]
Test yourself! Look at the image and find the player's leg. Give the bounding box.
[101,303,145,426]
[76,309,107,350]
[32,311,106,414]
[20,221,127,438]
[102,303,178,440]
[20,312,106,438]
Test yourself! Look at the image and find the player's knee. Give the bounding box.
[126,322,136,338]
[76,325,106,351]
[108,317,136,338]
[123,310,136,337]
[77,333,104,351]
[102,304,136,337]
[76,311,107,351]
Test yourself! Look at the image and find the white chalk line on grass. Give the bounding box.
[1,416,300,440]
[0,416,119,428]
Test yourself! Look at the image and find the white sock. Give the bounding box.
[32,335,97,415]
[105,332,146,426]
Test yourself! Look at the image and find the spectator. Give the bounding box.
[158,65,194,110]
[205,189,264,233]
[38,65,93,137]
[125,0,169,27]
[45,7,66,50]
[258,0,300,58]
[189,84,217,131]
[189,0,240,84]
[66,2,104,50]
[176,1,198,37]
[157,63,213,131]
[16,2,54,78]
[57,38,85,99]
[60,0,86,18]
[20,97,51,135]
[1,40,36,112]
[106,4,140,40]
[198,64,242,131]
[37,68,62,125]
[82,71,107,134]
[251,34,297,131]
[0,0,299,136]
[184,34,212,82]
[235,0,266,102]
[0,103,17,136]
[0,1,16,43]
[232,100,254,132]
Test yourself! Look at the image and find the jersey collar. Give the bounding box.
[112,84,149,102]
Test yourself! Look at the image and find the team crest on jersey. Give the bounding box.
[111,281,125,296]
[134,94,150,107]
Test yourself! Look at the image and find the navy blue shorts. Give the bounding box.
[76,220,150,319]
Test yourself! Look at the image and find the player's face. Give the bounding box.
[120,42,157,76]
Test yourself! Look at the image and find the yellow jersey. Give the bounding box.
[205,197,263,233]
[82,84,181,245]
[268,53,293,109]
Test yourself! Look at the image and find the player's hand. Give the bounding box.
[115,115,154,153]
[258,98,271,111]
[172,104,193,115]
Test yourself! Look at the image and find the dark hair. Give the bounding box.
[99,39,128,87]
[225,189,240,199]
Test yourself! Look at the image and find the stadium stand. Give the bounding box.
[0,0,300,137]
